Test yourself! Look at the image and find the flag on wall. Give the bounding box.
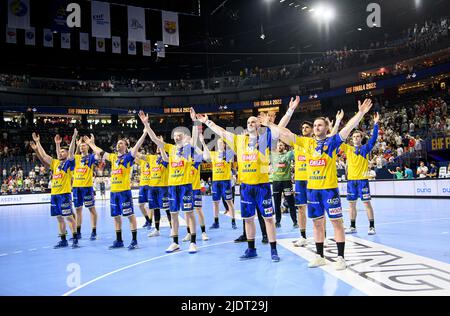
[128,40,137,55]
[96,37,105,52]
[161,11,179,46]
[156,41,165,58]
[43,28,54,47]
[112,36,121,54]
[61,32,71,49]
[80,32,89,51]
[127,5,146,42]
[5,27,17,44]
[7,0,31,29]
[24,27,35,45]
[91,1,111,39]
[143,40,151,56]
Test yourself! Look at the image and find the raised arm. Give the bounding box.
[32,133,52,167]
[278,96,300,128]
[30,141,51,168]
[195,112,235,145]
[365,113,380,152]
[199,133,211,161]
[158,137,169,162]
[130,129,148,158]
[329,110,344,136]
[339,99,373,141]
[259,112,297,146]
[138,111,165,149]
[68,129,78,160]
[54,134,62,160]
[83,134,109,161]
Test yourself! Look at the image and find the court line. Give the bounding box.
[62,231,293,296]
[0,253,7,257]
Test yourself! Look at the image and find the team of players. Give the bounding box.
[30,97,378,269]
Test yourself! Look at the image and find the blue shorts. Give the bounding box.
[110,190,134,217]
[138,185,150,204]
[51,193,73,217]
[168,184,193,213]
[295,180,307,206]
[347,180,371,202]
[212,180,232,202]
[307,188,343,220]
[240,183,274,219]
[148,186,169,210]
[193,189,203,208]
[72,187,95,208]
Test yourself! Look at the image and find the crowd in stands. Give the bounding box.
[1,17,449,94]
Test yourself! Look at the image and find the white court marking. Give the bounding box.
[62,231,294,296]
[278,236,450,296]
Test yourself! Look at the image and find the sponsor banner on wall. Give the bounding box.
[112,36,121,54]
[161,11,179,46]
[5,26,17,43]
[414,180,438,196]
[7,0,31,29]
[43,28,54,47]
[127,5,146,42]
[80,32,89,51]
[91,0,111,38]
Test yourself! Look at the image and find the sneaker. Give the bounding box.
[368,227,376,235]
[261,236,268,244]
[293,237,307,247]
[293,223,299,229]
[166,242,180,253]
[71,239,79,249]
[345,227,357,234]
[142,221,150,229]
[308,255,327,268]
[54,240,68,249]
[89,232,97,241]
[234,235,247,243]
[231,222,237,230]
[188,243,198,254]
[128,240,138,250]
[182,233,191,242]
[148,229,160,237]
[239,248,257,260]
[209,222,220,229]
[77,232,82,240]
[109,240,124,249]
[271,249,280,262]
[275,222,281,228]
[323,238,329,248]
[334,256,347,270]
[201,232,209,241]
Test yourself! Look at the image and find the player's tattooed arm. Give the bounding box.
[278,96,300,128]
[339,99,373,141]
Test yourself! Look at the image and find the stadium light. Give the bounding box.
[311,4,336,22]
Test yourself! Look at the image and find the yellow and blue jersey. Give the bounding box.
[339,124,379,180]
[210,150,233,182]
[109,152,134,192]
[224,131,271,185]
[294,144,309,181]
[293,134,343,190]
[139,155,152,186]
[164,143,196,186]
[73,154,97,188]
[148,154,169,187]
[51,158,75,195]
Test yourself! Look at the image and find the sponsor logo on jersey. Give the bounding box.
[112,169,123,175]
[309,159,326,167]
[242,154,257,161]
[152,167,161,172]
[215,162,224,167]
[171,161,184,168]
[75,168,87,173]
[52,173,63,179]
[297,155,306,161]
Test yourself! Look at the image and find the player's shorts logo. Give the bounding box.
[327,198,340,205]
[328,207,342,215]
[264,207,273,215]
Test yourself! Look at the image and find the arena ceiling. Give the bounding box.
[1,0,449,80]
